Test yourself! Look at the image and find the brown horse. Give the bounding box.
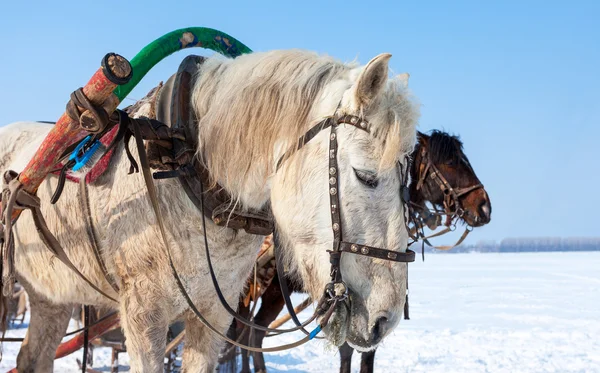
[218,129,492,373]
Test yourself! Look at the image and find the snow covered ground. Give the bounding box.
[1,252,599,372]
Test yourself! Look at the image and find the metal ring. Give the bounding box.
[325,281,348,301]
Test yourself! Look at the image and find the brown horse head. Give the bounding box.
[410,130,491,228]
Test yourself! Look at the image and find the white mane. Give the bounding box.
[191,50,419,207]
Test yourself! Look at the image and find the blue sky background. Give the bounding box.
[0,0,598,244]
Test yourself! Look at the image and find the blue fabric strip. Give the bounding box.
[309,325,322,340]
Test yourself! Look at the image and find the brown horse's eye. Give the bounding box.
[444,158,457,166]
[353,168,379,188]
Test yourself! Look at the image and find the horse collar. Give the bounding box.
[151,54,274,236]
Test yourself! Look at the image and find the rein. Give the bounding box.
[0,171,118,303]
[0,310,119,343]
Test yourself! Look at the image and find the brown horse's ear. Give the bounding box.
[417,131,428,148]
[354,53,391,109]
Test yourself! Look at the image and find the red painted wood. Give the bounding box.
[18,67,118,192]
[5,313,121,373]
[54,313,121,360]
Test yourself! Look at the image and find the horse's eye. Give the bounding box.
[444,158,456,166]
[353,168,379,188]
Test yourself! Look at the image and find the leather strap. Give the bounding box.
[66,88,110,134]
[339,242,415,262]
[0,310,119,342]
[422,227,471,251]
[154,55,274,236]
[328,122,343,284]
[274,229,311,336]
[276,117,334,171]
[80,178,120,293]
[81,305,90,373]
[199,178,318,334]
[1,171,117,303]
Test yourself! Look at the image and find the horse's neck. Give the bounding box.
[409,138,445,223]
[409,139,426,206]
[199,128,273,212]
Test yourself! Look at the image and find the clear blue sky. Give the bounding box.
[1,0,598,243]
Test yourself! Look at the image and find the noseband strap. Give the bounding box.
[453,183,484,198]
[339,242,416,262]
[417,147,484,219]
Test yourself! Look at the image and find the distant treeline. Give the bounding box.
[427,237,600,253]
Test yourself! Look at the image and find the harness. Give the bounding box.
[124,55,415,350]
[148,55,274,236]
[53,55,272,241]
[1,54,416,353]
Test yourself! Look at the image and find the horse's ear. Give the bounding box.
[354,53,391,109]
[397,73,410,88]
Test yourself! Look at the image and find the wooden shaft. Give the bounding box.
[54,313,121,360]
[17,54,130,194]
[164,330,186,358]
[268,297,312,330]
[5,313,121,373]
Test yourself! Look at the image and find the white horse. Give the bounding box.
[0,49,419,372]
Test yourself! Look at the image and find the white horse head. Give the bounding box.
[192,50,419,351]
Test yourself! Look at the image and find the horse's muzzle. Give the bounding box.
[343,290,400,351]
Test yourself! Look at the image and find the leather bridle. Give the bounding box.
[409,145,484,251]
[273,113,416,334]
[416,147,483,221]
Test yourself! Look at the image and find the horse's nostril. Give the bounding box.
[478,201,491,222]
[371,316,389,344]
